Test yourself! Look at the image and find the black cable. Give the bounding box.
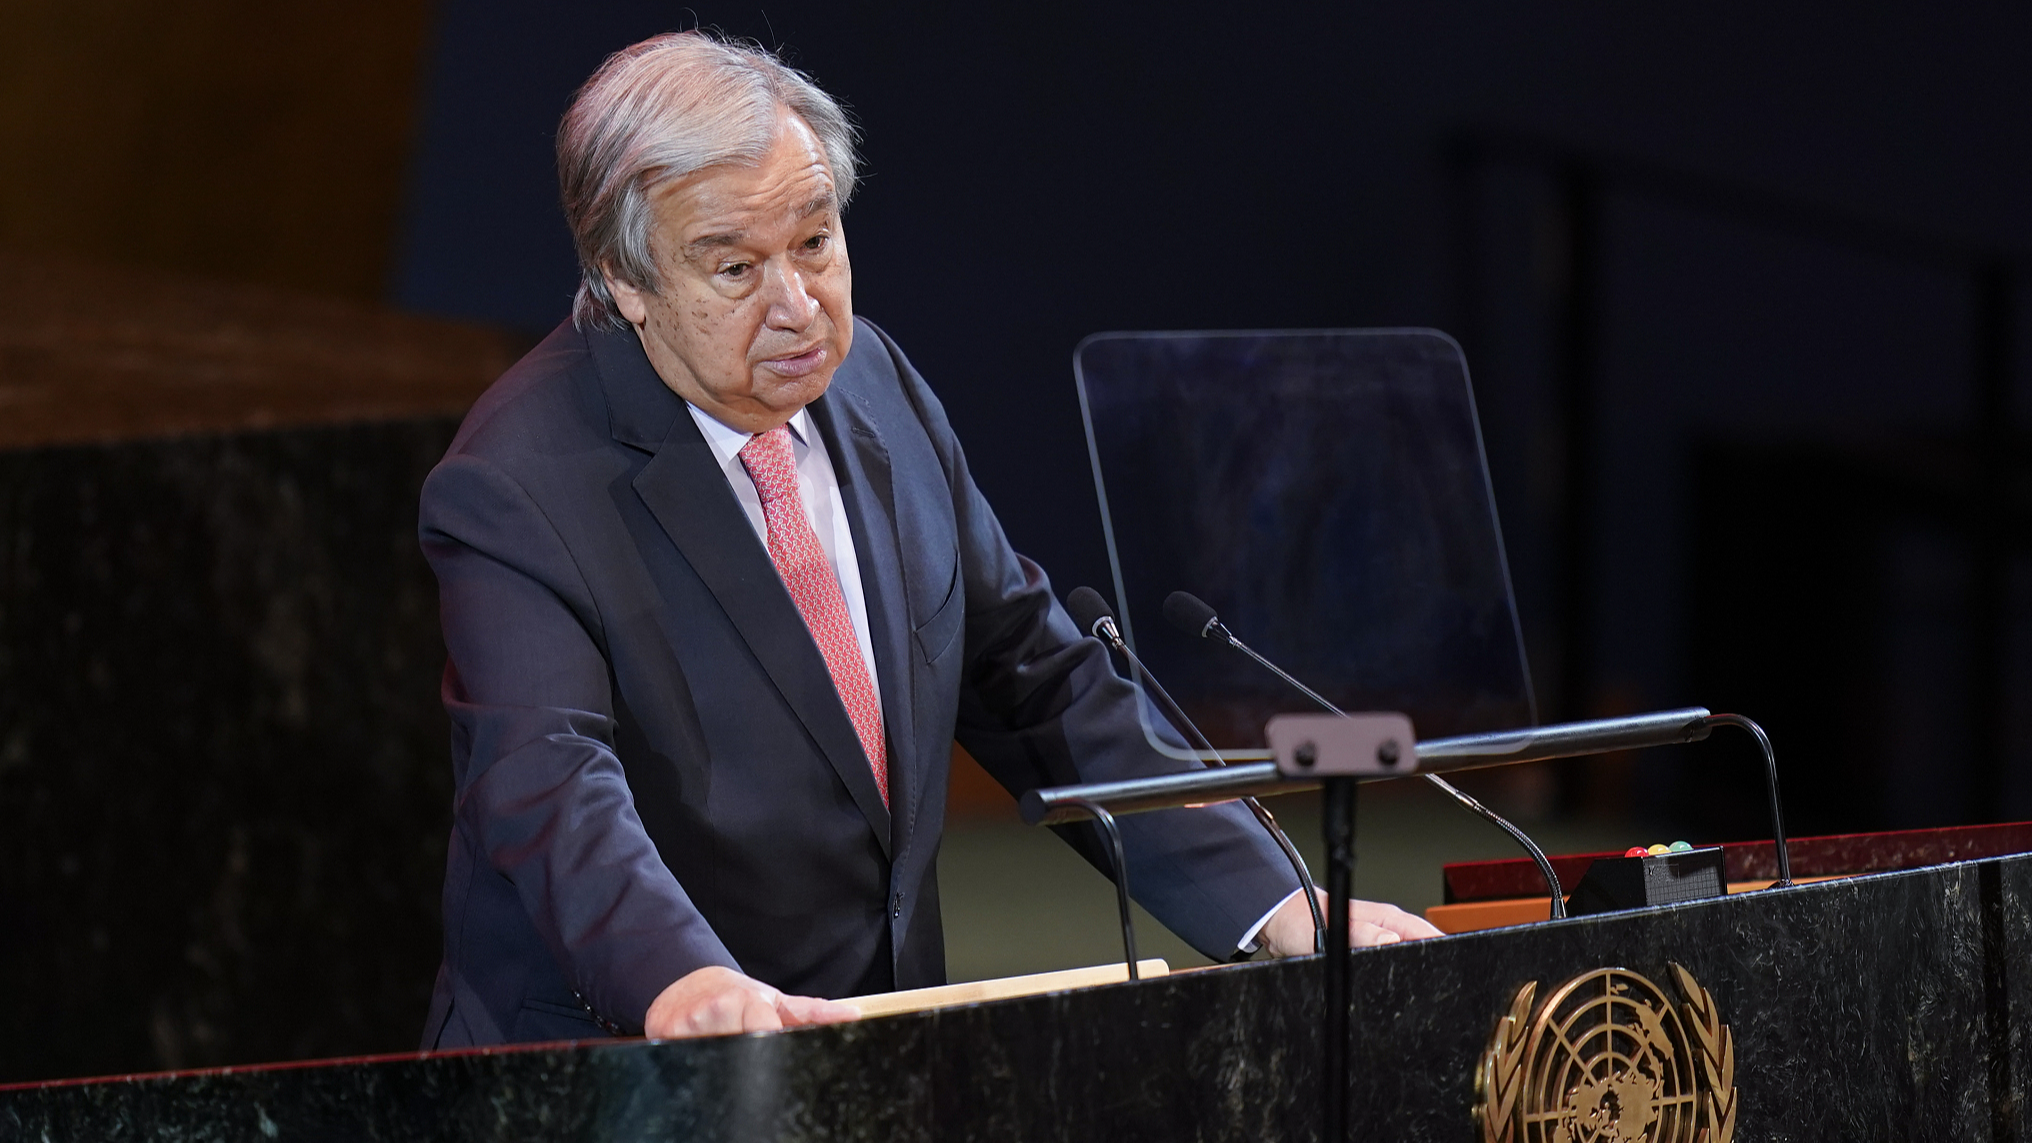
[1242,799,1327,956]
[1060,796,1140,979]
[1412,773,1566,918]
[1069,587,1328,955]
[1125,651,1328,955]
[1222,622,1566,918]
[1703,713,1792,887]
[1321,777,1356,1143]
[1165,591,1568,920]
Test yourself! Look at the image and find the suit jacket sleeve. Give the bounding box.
[863,322,1302,958]
[421,451,738,1031]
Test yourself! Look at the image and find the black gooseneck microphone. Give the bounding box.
[1065,586,1328,954]
[1163,590,1570,921]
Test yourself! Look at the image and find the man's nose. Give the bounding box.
[761,261,819,329]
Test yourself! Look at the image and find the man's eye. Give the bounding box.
[719,262,750,278]
[802,234,829,252]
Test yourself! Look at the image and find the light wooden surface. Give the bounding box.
[846,959,1170,1018]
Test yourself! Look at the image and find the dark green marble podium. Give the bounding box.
[6,851,2026,1141]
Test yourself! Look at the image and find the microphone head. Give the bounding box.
[1064,586,1117,638]
[1162,591,1220,638]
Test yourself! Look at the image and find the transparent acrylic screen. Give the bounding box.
[1074,329,1536,755]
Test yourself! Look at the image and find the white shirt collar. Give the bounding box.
[687,403,814,472]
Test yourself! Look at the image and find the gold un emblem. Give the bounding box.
[1476,964,1737,1143]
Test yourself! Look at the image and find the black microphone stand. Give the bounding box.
[1066,587,1327,952]
[1164,591,1568,920]
[1058,796,1139,979]
[1267,711,1412,1143]
[1119,648,1329,952]
[1321,772,1355,1143]
[1025,703,1792,1143]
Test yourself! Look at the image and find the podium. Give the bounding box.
[7,840,2028,1140]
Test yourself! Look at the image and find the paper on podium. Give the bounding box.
[846,959,1170,1018]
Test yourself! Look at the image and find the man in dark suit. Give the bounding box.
[418,31,1437,1048]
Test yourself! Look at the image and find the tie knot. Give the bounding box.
[738,425,800,503]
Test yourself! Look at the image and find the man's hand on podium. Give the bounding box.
[1258,891,1442,959]
[645,966,862,1039]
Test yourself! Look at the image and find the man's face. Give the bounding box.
[606,106,853,433]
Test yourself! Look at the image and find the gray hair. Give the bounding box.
[558,32,859,330]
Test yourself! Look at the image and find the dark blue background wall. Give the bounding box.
[392,2,2032,829]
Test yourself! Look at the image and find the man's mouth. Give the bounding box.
[761,345,827,377]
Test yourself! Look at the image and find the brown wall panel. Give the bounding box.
[0,0,432,301]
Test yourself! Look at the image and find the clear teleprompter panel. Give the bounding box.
[1074,328,1535,756]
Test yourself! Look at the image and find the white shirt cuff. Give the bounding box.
[1237,888,1308,954]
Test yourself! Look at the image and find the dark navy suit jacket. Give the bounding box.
[417,317,1298,1046]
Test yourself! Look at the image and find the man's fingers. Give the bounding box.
[642,966,855,1038]
[1257,891,1444,958]
[740,992,786,1033]
[1391,913,1444,940]
[681,991,742,1036]
[778,994,862,1027]
[1348,920,1403,948]
[1347,898,1443,941]
[649,966,796,1038]
[685,987,775,1036]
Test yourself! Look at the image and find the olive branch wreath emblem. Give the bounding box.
[1475,963,1736,1143]
[1476,980,1537,1143]
[1670,964,1738,1143]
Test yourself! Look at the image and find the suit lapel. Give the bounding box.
[597,328,893,856]
[806,392,921,858]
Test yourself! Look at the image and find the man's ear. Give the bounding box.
[602,266,650,327]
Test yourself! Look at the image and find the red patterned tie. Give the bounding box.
[738,425,888,805]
